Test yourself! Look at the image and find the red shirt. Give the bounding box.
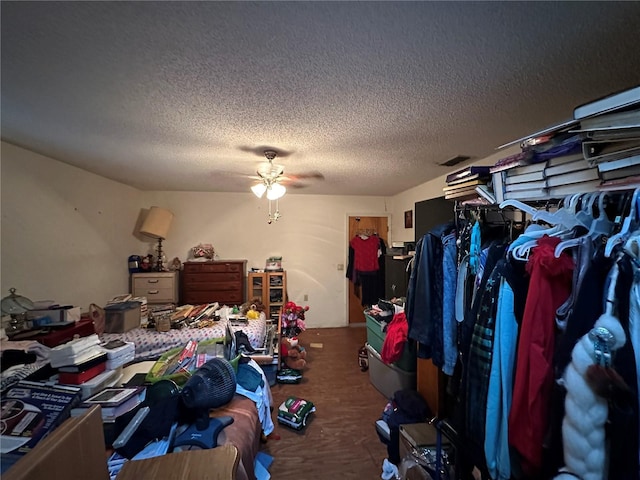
[381,311,408,364]
[508,235,574,476]
[350,235,380,272]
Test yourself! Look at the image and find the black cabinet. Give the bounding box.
[384,255,411,299]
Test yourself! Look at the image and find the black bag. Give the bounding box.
[378,389,431,465]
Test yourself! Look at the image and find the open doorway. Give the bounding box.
[346,215,389,324]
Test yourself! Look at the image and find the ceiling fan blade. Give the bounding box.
[284,171,325,182]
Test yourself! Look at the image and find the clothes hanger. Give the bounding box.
[499,199,539,217]
[623,228,640,262]
[554,193,614,258]
[531,193,591,230]
[605,188,640,257]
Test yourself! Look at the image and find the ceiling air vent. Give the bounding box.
[440,155,470,167]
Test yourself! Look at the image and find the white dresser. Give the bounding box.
[130,271,179,304]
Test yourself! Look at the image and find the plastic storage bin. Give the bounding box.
[365,313,416,372]
[366,343,416,399]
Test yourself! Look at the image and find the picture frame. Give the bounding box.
[404,210,413,229]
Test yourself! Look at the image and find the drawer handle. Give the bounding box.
[148,290,159,295]
[148,279,159,283]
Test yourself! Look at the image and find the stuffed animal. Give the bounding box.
[281,336,307,370]
[240,298,266,317]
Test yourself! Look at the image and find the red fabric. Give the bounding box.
[350,235,380,272]
[381,311,408,364]
[508,235,574,476]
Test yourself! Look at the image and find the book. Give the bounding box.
[442,178,486,191]
[583,138,640,165]
[475,184,496,204]
[504,188,549,201]
[600,163,640,181]
[490,171,505,203]
[596,154,640,173]
[545,157,591,177]
[546,152,585,168]
[71,390,143,421]
[490,151,535,174]
[573,86,640,120]
[598,175,640,192]
[0,381,82,473]
[546,168,600,188]
[505,170,545,185]
[506,161,548,177]
[505,179,547,192]
[445,166,491,184]
[444,187,479,200]
[49,344,105,369]
[547,179,601,197]
[445,173,487,187]
[575,108,640,131]
[58,361,107,385]
[81,387,142,409]
[57,352,108,373]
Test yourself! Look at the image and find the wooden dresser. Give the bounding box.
[182,260,247,306]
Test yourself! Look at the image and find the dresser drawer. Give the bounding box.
[182,272,242,285]
[181,260,247,306]
[183,291,244,305]
[131,272,179,303]
[183,262,242,273]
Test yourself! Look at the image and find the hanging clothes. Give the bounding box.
[381,310,408,365]
[346,234,386,306]
[508,235,574,477]
[406,222,454,367]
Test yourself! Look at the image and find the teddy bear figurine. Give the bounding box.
[281,336,307,370]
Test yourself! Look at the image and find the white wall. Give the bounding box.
[1,142,142,307]
[1,141,518,328]
[1,142,389,328]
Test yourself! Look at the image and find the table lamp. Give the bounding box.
[140,206,174,271]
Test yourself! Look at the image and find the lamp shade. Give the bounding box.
[267,183,286,200]
[140,206,174,239]
[251,183,267,198]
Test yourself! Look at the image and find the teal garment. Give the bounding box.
[237,362,264,391]
[469,222,481,275]
[485,278,518,480]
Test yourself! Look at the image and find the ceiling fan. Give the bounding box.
[248,149,325,224]
[250,150,287,200]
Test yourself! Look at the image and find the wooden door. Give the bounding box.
[347,216,389,324]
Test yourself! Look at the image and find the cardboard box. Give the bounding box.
[0,381,82,474]
[2,405,109,480]
[116,444,238,479]
[104,302,141,333]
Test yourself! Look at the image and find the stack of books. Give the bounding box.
[443,165,492,201]
[500,152,602,201]
[572,86,640,191]
[50,334,108,385]
[70,386,145,423]
[52,334,124,399]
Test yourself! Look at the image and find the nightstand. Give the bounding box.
[130,271,179,304]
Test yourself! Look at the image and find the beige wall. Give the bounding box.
[1,141,517,328]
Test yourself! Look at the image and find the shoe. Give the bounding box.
[358,345,369,372]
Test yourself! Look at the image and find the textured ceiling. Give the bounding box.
[2,1,640,196]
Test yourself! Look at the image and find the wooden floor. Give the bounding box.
[260,326,390,479]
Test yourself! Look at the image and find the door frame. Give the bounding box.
[344,212,392,326]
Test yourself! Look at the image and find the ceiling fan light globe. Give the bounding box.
[251,183,267,198]
[267,183,286,200]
